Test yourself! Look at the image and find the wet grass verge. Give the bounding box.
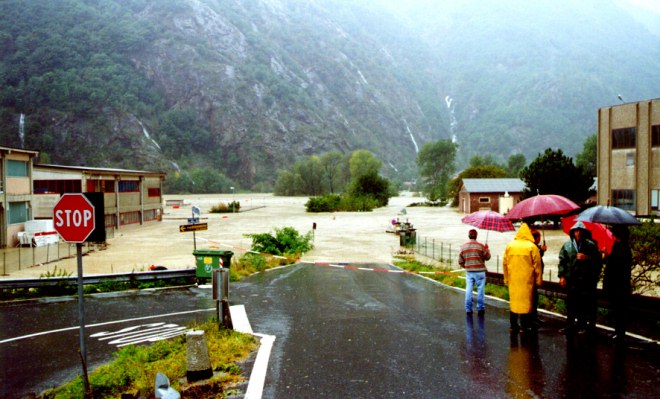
[39,320,258,399]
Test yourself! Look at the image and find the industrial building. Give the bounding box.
[0,145,165,247]
[597,98,659,217]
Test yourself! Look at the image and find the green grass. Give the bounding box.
[40,320,258,399]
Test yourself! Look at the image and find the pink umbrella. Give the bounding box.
[506,194,579,220]
[462,210,515,243]
[506,194,580,244]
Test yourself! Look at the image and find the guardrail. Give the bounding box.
[0,268,196,289]
[1,266,657,320]
[487,271,660,318]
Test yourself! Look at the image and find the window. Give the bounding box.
[8,202,28,224]
[478,197,490,203]
[652,125,660,147]
[611,189,635,211]
[7,160,28,177]
[86,180,115,193]
[612,127,636,149]
[118,181,139,192]
[652,189,659,211]
[34,179,82,194]
[626,152,635,166]
[148,187,161,197]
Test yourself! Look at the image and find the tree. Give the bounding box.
[630,221,660,295]
[520,148,593,203]
[576,134,597,178]
[349,150,382,181]
[320,151,348,194]
[416,139,458,202]
[506,154,526,178]
[347,171,391,208]
[469,154,501,168]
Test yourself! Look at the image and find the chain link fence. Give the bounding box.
[404,234,557,281]
[0,228,114,276]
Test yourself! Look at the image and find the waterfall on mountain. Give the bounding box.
[19,113,25,147]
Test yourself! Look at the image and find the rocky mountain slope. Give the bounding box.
[1,0,658,189]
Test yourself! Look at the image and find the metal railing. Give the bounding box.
[0,268,196,289]
[0,242,92,275]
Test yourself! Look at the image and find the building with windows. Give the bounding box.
[458,178,525,214]
[33,164,165,232]
[0,144,165,247]
[597,98,660,217]
[0,146,40,247]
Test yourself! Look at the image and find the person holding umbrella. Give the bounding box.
[503,223,542,333]
[603,225,633,343]
[558,221,603,335]
[459,229,491,315]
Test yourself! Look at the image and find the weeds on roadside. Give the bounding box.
[40,320,258,399]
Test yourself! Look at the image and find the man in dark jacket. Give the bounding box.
[558,221,603,335]
[603,225,632,342]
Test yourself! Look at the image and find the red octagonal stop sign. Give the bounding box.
[53,194,96,243]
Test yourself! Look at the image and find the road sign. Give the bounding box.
[53,194,96,243]
[179,223,208,233]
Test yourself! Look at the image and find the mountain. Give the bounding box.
[1,0,658,190]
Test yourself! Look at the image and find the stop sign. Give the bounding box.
[53,194,96,243]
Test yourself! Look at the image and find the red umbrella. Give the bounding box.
[561,214,614,255]
[462,210,515,243]
[506,194,579,220]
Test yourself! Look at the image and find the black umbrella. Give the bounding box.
[576,205,641,226]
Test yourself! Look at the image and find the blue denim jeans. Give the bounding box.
[465,271,486,312]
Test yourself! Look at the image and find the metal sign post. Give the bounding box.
[212,268,233,330]
[53,193,104,399]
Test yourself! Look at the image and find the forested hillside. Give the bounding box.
[1,0,658,191]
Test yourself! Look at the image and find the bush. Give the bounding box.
[305,194,342,212]
[630,221,660,294]
[210,201,241,213]
[245,226,314,258]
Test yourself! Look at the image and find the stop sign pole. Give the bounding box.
[53,194,96,397]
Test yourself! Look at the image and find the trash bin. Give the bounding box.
[399,229,416,247]
[193,249,233,279]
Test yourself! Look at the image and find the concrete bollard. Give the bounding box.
[186,330,213,382]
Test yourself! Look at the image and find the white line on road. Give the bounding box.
[0,308,214,344]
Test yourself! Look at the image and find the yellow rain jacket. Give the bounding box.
[503,223,542,314]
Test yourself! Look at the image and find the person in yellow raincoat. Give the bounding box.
[503,223,542,332]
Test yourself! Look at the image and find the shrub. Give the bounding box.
[209,201,241,213]
[245,226,314,258]
[305,194,342,212]
[630,221,660,295]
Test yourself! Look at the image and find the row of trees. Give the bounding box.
[416,135,597,205]
[273,149,395,211]
[271,133,596,212]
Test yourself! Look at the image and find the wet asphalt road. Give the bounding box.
[2,262,660,398]
[0,288,216,398]
[233,263,660,398]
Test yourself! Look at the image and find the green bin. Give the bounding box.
[193,249,234,278]
[399,229,417,247]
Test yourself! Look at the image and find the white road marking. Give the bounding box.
[0,308,214,344]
